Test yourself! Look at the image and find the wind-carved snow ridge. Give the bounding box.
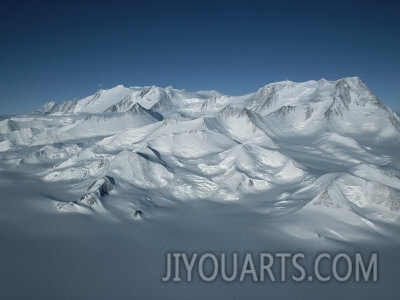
[1,76,400,237]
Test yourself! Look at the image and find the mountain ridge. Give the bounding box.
[35,77,400,137]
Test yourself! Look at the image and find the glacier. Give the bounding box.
[0,77,399,299]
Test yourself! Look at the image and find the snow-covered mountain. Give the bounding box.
[2,77,400,300]
[1,76,400,231]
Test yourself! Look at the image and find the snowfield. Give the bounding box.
[1,77,400,299]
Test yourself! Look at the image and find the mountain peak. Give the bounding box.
[36,101,57,114]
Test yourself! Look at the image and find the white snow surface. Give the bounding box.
[1,77,400,299]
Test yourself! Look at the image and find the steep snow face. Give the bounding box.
[1,77,400,233]
[242,77,398,140]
